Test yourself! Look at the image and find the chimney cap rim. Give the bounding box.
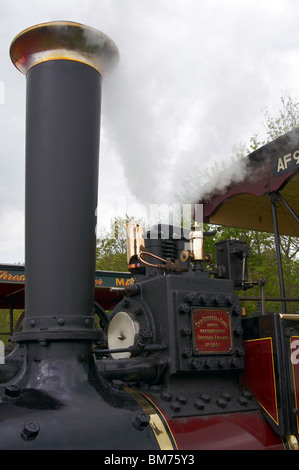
[9,20,119,76]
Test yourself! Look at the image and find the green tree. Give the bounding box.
[244,92,299,153]
[96,215,145,272]
[0,309,24,347]
[241,92,299,312]
[96,216,130,272]
[180,92,299,314]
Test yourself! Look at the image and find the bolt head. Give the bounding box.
[133,412,150,430]
[161,391,172,401]
[21,420,40,440]
[182,347,192,358]
[216,397,227,409]
[194,398,205,410]
[238,395,248,407]
[200,394,210,403]
[222,392,231,401]
[170,401,181,412]
[176,395,187,405]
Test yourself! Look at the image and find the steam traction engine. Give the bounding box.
[0,21,298,450]
[101,223,296,450]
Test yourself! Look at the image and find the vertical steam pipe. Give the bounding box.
[10,22,119,340]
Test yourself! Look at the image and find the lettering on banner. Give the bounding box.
[0,270,25,282]
[116,278,131,287]
[0,271,131,289]
[274,150,299,175]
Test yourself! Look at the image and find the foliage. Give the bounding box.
[96,216,129,272]
[203,223,299,314]
[96,215,145,272]
[263,92,299,142]
[197,92,299,314]
[245,92,299,153]
[0,309,23,347]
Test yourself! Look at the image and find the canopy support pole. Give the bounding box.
[270,192,286,313]
[276,191,299,225]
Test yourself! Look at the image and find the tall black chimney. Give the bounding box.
[0,21,162,451]
[10,21,119,340]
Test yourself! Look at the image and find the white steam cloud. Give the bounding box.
[1,0,299,262]
[100,0,299,209]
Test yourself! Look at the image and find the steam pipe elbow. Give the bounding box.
[96,356,168,384]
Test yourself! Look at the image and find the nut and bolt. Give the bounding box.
[161,391,172,402]
[21,420,40,441]
[170,401,181,412]
[182,347,192,358]
[216,397,227,409]
[194,398,205,410]
[180,325,192,336]
[238,395,248,407]
[179,303,190,314]
[133,412,150,430]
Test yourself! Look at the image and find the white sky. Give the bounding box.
[1,0,299,263]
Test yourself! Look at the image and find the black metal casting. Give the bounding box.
[0,21,160,450]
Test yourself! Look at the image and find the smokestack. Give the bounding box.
[10,21,119,341]
[0,21,169,451]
